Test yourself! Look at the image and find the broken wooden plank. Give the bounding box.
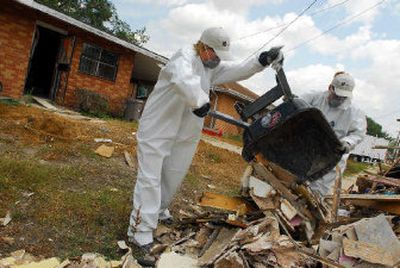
[325,194,400,201]
[330,166,342,223]
[198,228,239,266]
[198,227,220,258]
[343,238,396,267]
[354,214,400,263]
[199,192,256,215]
[123,150,135,168]
[32,96,58,110]
[359,175,400,188]
[326,194,400,215]
[252,162,298,203]
[255,155,297,186]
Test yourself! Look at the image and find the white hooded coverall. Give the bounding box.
[128,46,265,245]
[302,91,367,196]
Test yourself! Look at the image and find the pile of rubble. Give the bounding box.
[158,159,400,267]
[1,160,400,267]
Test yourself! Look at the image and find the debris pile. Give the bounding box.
[318,214,400,267]
[0,241,140,268]
[154,159,400,267]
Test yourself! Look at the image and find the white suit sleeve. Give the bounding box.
[342,109,367,149]
[301,93,317,105]
[210,56,265,85]
[166,55,209,109]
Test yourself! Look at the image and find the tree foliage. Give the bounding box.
[366,116,392,140]
[34,0,149,45]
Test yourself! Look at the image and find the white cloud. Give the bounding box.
[129,0,399,136]
[209,0,268,14]
[327,0,386,25]
[301,25,372,57]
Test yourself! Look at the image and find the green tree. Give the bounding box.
[366,116,392,140]
[34,0,149,45]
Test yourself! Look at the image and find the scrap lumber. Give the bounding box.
[354,214,400,263]
[199,192,256,215]
[32,96,58,110]
[255,155,297,186]
[198,228,239,266]
[330,166,342,223]
[326,194,400,215]
[358,175,400,188]
[252,162,298,203]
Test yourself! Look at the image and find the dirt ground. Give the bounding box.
[0,101,247,259]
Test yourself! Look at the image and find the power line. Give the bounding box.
[286,0,386,52]
[246,0,319,59]
[308,0,350,16]
[235,0,350,42]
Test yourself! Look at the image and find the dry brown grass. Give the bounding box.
[0,102,247,259]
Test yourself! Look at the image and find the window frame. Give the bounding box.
[79,43,120,82]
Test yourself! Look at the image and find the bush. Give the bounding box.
[75,89,109,118]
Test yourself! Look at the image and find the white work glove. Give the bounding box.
[339,141,351,154]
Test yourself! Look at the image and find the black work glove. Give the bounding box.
[258,46,284,67]
[193,103,210,118]
[338,141,351,154]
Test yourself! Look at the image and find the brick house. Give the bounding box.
[205,83,259,136]
[0,0,167,116]
[0,0,260,134]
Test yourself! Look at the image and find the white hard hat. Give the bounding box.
[200,27,232,60]
[331,72,355,98]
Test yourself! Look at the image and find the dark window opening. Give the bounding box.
[79,43,119,81]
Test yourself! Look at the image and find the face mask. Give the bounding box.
[203,58,220,69]
[328,97,346,107]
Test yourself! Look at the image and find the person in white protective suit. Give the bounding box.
[302,71,367,197]
[127,27,284,249]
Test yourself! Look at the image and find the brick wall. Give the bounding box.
[206,93,244,136]
[0,1,136,116]
[0,3,35,99]
[63,36,135,116]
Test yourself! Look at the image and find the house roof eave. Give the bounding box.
[15,0,169,64]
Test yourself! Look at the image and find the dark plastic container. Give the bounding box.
[242,98,343,182]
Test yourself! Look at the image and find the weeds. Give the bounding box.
[0,98,20,106]
[206,152,221,163]
[344,159,371,177]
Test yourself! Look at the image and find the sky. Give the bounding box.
[112,0,400,137]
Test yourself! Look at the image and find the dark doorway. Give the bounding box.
[25,26,63,99]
